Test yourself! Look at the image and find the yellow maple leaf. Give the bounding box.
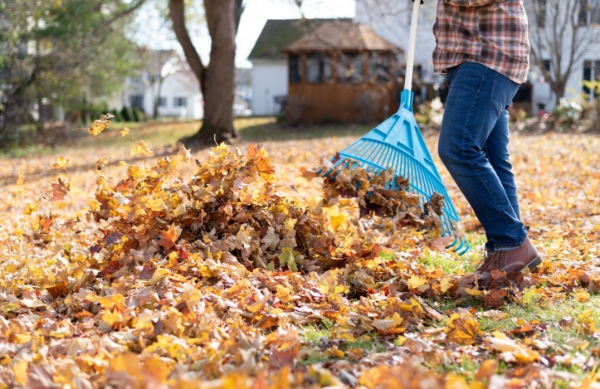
[131,140,152,157]
[23,203,38,215]
[88,119,111,136]
[445,313,482,345]
[87,199,101,212]
[102,310,123,326]
[146,198,164,212]
[53,156,69,170]
[88,293,125,309]
[120,127,129,137]
[12,359,28,385]
[16,170,24,186]
[407,274,428,290]
[574,288,591,302]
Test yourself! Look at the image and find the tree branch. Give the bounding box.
[168,0,205,86]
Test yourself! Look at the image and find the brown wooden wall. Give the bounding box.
[287,83,398,124]
[284,50,401,124]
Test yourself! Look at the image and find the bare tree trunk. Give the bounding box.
[153,78,165,120]
[553,81,566,107]
[169,0,237,146]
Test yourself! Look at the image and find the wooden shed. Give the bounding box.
[282,20,403,124]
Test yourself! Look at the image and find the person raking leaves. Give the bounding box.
[415,0,542,288]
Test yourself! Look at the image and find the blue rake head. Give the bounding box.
[320,89,469,255]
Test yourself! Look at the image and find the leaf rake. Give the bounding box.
[319,0,469,254]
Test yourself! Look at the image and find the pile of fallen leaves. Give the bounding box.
[304,156,446,231]
[1,131,600,388]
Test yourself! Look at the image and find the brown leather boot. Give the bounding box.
[476,238,541,289]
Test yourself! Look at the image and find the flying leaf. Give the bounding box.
[299,167,319,181]
[16,170,24,186]
[131,140,152,157]
[97,156,109,170]
[53,156,69,170]
[23,203,38,215]
[88,117,112,136]
[177,145,192,162]
[50,182,68,202]
[120,127,129,137]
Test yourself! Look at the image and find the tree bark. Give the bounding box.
[153,78,165,120]
[169,0,237,146]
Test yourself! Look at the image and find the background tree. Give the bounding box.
[136,48,179,120]
[527,0,600,106]
[169,0,244,146]
[0,0,145,144]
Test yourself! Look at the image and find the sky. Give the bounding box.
[130,0,356,68]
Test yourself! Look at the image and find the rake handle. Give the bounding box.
[404,0,421,92]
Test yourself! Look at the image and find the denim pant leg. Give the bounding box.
[438,63,528,251]
[483,110,522,251]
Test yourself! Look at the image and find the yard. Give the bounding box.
[0,118,599,388]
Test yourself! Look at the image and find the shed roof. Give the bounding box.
[248,18,352,61]
[283,20,400,52]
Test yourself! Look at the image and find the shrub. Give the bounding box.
[132,108,145,122]
[120,107,132,122]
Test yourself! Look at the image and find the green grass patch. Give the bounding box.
[2,117,372,158]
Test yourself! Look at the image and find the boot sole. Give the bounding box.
[522,255,542,273]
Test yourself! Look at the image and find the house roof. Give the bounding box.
[283,20,400,52]
[248,18,352,60]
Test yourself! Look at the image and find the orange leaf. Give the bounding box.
[158,224,180,249]
[484,289,506,308]
[50,182,68,202]
[299,167,319,181]
[46,280,68,298]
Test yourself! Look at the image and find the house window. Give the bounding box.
[306,54,332,83]
[369,53,393,84]
[156,97,167,107]
[542,59,551,71]
[580,0,589,26]
[130,95,144,110]
[173,97,187,107]
[337,53,364,83]
[289,54,302,83]
[579,0,600,25]
[582,60,600,97]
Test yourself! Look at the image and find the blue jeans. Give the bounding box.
[438,62,527,252]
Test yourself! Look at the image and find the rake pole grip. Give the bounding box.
[404,0,421,92]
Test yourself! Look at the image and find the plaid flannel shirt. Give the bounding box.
[432,0,530,84]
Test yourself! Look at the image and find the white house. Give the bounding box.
[248,18,352,116]
[355,0,600,114]
[525,0,600,112]
[110,51,204,120]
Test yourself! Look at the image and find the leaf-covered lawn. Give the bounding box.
[0,120,599,388]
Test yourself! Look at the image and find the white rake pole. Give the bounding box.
[404,0,421,92]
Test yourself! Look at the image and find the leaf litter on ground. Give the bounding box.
[0,126,599,388]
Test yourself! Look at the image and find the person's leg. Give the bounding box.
[482,109,521,252]
[438,62,527,251]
